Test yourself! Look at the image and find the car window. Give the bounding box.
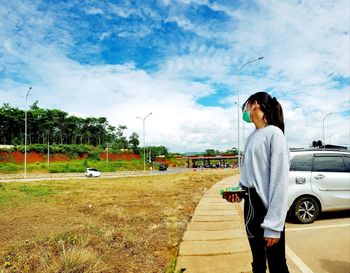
[343,156,350,171]
[313,156,348,172]
[290,154,313,171]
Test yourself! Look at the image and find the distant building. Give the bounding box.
[0,145,14,149]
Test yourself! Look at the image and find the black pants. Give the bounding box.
[243,188,289,273]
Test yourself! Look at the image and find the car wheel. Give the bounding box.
[89,174,93,177]
[293,197,320,224]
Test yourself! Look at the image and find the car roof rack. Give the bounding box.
[290,148,350,153]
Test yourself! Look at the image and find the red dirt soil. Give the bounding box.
[0,151,140,163]
[154,158,173,166]
[99,152,141,161]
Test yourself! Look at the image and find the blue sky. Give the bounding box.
[0,0,349,152]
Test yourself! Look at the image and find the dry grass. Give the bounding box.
[0,169,236,273]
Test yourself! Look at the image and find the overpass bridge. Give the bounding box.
[183,154,241,168]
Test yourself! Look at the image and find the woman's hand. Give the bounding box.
[225,193,242,203]
[264,237,280,247]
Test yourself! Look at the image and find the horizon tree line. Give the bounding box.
[0,102,140,152]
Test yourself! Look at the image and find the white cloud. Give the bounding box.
[85,7,104,15]
[230,0,349,81]
[0,0,349,152]
[108,3,142,18]
[0,43,238,151]
[99,32,111,41]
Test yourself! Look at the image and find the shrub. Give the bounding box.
[18,185,55,196]
[87,152,100,161]
[0,163,21,173]
[49,246,105,273]
[14,144,100,156]
[83,159,88,168]
[0,147,15,152]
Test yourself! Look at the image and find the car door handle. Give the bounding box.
[314,174,325,180]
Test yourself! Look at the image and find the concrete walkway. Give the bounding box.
[176,175,252,273]
[176,175,303,273]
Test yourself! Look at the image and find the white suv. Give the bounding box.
[85,168,101,178]
[288,149,350,223]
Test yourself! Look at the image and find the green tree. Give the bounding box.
[148,146,169,160]
[205,149,216,156]
[0,103,141,149]
[224,147,238,155]
[113,125,129,150]
[129,133,140,153]
[0,104,24,145]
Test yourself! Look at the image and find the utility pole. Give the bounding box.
[47,138,50,167]
[322,112,332,150]
[24,86,32,178]
[136,112,152,171]
[236,57,263,173]
[106,143,109,163]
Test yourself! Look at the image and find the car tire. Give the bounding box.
[293,197,320,224]
[89,174,93,177]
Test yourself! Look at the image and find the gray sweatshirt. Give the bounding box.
[239,125,290,238]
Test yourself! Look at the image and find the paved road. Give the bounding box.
[0,167,230,183]
[0,167,197,183]
[285,210,350,273]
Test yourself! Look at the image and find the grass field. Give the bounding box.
[0,169,237,272]
[0,160,146,174]
[0,157,187,175]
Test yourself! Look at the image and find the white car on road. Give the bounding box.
[85,168,101,178]
[288,149,350,223]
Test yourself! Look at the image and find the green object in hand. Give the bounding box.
[219,186,241,195]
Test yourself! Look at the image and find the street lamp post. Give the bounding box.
[234,101,246,150]
[328,133,334,145]
[106,143,109,163]
[47,138,50,167]
[237,57,263,173]
[322,112,332,150]
[24,87,32,178]
[136,112,152,171]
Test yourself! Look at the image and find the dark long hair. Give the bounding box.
[242,91,285,134]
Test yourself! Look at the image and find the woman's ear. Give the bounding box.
[251,101,258,111]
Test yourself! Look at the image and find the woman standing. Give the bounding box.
[226,91,290,273]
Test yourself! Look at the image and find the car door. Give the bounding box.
[311,153,350,208]
[288,153,314,206]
